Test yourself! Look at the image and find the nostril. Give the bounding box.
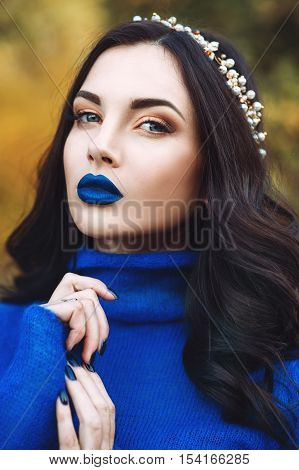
[102,157,112,163]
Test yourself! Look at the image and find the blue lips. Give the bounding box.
[77,173,124,205]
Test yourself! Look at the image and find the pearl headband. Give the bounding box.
[133,12,267,159]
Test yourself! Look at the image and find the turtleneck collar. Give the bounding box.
[67,245,200,323]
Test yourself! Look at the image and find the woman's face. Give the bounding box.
[63,42,201,252]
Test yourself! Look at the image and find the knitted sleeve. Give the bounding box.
[0,301,68,449]
[0,301,123,450]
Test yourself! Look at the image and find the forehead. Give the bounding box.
[81,43,191,111]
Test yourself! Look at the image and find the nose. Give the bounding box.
[87,125,121,168]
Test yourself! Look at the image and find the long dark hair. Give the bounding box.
[1,19,298,449]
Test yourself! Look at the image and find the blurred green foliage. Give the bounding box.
[0,0,298,281]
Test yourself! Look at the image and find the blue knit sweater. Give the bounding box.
[0,245,298,450]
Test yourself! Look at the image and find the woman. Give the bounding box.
[0,12,298,450]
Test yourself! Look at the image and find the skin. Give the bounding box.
[63,42,202,254]
[56,42,203,449]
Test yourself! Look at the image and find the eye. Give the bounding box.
[73,111,100,123]
[72,111,173,135]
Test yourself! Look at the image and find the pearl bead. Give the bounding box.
[168,16,177,25]
[184,26,192,32]
[238,75,247,86]
[259,148,267,158]
[226,58,235,68]
[151,13,161,21]
[219,65,227,74]
[226,69,238,79]
[258,132,266,141]
[253,101,262,111]
[247,90,256,100]
[247,117,253,125]
[133,15,142,21]
[232,86,241,95]
[241,103,248,111]
[174,23,184,31]
[253,118,260,126]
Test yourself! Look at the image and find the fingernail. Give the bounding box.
[66,351,83,366]
[84,362,95,373]
[59,389,69,405]
[107,287,119,300]
[100,339,107,356]
[65,364,77,381]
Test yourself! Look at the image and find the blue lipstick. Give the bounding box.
[77,173,124,205]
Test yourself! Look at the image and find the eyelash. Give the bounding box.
[71,111,173,135]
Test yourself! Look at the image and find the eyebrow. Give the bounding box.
[74,89,185,122]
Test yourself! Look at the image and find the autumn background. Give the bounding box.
[0,0,298,283]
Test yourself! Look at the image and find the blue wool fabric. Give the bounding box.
[0,245,298,450]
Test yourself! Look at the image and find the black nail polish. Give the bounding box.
[67,350,83,366]
[107,287,119,300]
[65,364,77,381]
[100,339,107,356]
[59,390,69,405]
[84,362,95,372]
[66,351,82,367]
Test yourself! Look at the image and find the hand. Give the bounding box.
[39,272,118,363]
[56,361,116,449]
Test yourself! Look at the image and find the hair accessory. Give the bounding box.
[133,12,267,158]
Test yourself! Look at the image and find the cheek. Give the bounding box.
[131,140,200,201]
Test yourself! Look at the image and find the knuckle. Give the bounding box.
[64,434,78,449]
[85,288,97,299]
[76,300,84,310]
[96,402,110,414]
[63,272,73,281]
[84,416,101,429]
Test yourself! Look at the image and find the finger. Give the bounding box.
[63,289,109,363]
[66,304,87,351]
[73,364,113,450]
[65,365,104,449]
[82,363,115,449]
[60,272,117,301]
[56,391,80,450]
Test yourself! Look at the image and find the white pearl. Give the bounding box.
[241,103,248,112]
[253,118,260,126]
[232,86,241,95]
[184,26,192,32]
[161,20,172,27]
[258,132,266,141]
[247,117,253,125]
[151,14,161,21]
[253,133,259,141]
[226,69,238,79]
[226,79,234,88]
[219,65,227,74]
[209,41,219,51]
[174,23,184,31]
[253,101,262,111]
[133,15,142,21]
[238,75,247,86]
[259,148,267,158]
[168,16,177,25]
[247,90,256,100]
[226,58,235,68]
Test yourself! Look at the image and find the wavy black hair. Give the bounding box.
[1,19,298,449]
